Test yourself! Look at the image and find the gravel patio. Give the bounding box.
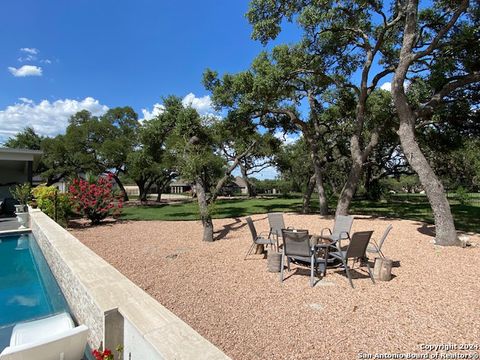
[70,214,480,360]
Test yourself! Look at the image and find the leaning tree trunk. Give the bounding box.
[111,173,129,202]
[393,100,459,245]
[196,180,214,242]
[391,11,460,246]
[302,174,316,214]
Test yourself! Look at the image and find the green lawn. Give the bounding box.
[120,194,480,233]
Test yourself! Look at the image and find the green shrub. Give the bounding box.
[455,186,470,205]
[32,185,72,226]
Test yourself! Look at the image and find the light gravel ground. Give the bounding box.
[70,214,480,360]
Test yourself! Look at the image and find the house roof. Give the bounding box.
[233,176,248,188]
[0,147,43,161]
[170,179,191,187]
[0,148,43,172]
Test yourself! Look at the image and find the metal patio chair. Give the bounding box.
[244,217,276,260]
[367,224,393,259]
[280,229,328,287]
[320,215,354,250]
[329,231,375,288]
[267,212,289,248]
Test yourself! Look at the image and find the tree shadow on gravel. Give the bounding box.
[214,216,268,241]
[417,223,435,237]
[214,218,244,241]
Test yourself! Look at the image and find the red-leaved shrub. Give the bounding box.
[69,174,123,225]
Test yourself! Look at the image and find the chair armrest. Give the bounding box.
[367,239,380,252]
[320,227,332,238]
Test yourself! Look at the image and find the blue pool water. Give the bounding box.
[0,232,69,327]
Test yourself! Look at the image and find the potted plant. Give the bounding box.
[11,183,31,229]
[11,183,31,212]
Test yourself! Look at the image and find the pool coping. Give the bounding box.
[0,228,31,235]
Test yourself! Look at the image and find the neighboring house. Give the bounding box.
[124,185,140,196]
[0,148,42,213]
[232,176,248,195]
[168,177,249,196]
[220,176,249,196]
[32,175,69,192]
[169,179,192,194]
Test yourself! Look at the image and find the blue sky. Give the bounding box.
[0,0,393,178]
[0,0,305,178]
[0,1,299,129]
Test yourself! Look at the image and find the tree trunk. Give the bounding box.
[391,4,459,246]
[302,174,316,214]
[315,170,328,215]
[196,180,214,242]
[309,141,328,215]
[397,121,459,245]
[329,178,338,196]
[156,191,162,202]
[111,173,129,202]
[240,163,254,197]
[136,181,147,203]
[336,144,363,216]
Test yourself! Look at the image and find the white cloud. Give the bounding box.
[18,97,33,104]
[140,103,165,121]
[274,130,299,145]
[18,55,37,62]
[380,82,391,91]
[141,93,215,122]
[0,97,108,144]
[182,93,213,115]
[8,65,43,77]
[40,59,52,64]
[20,48,39,55]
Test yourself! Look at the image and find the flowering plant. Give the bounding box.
[68,173,123,225]
[92,348,113,360]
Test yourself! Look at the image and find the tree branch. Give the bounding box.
[412,0,468,62]
[416,71,480,118]
[210,141,257,202]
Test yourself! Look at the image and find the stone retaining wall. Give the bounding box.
[29,209,229,360]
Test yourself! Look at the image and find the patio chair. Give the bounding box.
[329,231,375,288]
[367,224,393,258]
[267,212,288,247]
[244,217,276,260]
[0,312,88,360]
[320,215,354,249]
[280,229,328,287]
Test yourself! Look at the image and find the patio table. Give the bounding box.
[310,235,339,268]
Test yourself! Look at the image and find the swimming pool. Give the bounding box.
[0,232,70,348]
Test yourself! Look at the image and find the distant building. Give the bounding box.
[232,176,248,195]
[169,179,192,194]
[220,176,248,196]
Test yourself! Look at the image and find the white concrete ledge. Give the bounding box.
[29,210,229,360]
